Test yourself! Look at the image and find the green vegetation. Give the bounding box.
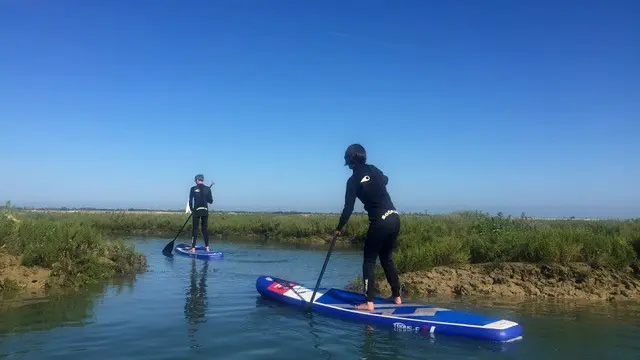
[3,206,637,303]
[0,210,147,290]
[0,278,20,292]
[9,210,640,275]
[20,211,365,244]
[391,211,640,272]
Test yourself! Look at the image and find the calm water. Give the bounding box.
[1,237,639,359]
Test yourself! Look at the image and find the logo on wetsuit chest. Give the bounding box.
[195,189,200,192]
[360,176,370,183]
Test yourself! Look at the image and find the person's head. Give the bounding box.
[194,174,204,184]
[344,143,366,169]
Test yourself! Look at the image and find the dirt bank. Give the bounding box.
[347,262,640,302]
[0,252,51,297]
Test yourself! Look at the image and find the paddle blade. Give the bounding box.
[162,241,174,256]
[163,212,192,256]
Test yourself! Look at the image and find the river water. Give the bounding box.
[1,237,639,359]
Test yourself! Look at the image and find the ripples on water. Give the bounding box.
[1,238,639,359]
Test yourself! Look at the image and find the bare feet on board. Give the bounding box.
[355,302,375,311]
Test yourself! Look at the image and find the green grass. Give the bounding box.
[10,210,640,275]
[0,211,147,289]
[391,211,639,272]
[19,211,373,244]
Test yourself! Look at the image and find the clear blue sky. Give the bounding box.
[1,0,638,218]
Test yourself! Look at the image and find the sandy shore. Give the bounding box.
[0,252,51,297]
[346,262,640,302]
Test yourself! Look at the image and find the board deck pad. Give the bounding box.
[256,275,523,343]
[174,243,223,260]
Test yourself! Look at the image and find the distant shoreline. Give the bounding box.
[4,206,634,221]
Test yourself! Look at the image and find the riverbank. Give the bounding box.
[2,209,639,302]
[0,252,50,296]
[1,212,147,297]
[346,261,640,303]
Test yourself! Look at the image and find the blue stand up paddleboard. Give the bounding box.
[256,276,523,343]
[174,243,223,260]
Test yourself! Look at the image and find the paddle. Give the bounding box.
[162,182,214,256]
[307,233,338,310]
[162,212,193,256]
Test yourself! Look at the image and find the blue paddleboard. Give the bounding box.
[256,275,523,343]
[174,243,223,260]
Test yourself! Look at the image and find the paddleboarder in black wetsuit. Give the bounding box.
[189,174,213,253]
[334,144,402,311]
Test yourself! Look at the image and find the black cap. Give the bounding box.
[344,143,366,167]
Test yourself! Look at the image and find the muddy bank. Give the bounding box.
[0,252,50,297]
[347,262,640,302]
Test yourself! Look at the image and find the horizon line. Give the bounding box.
[2,204,637,221]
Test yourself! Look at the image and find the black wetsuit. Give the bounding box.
[189,184,213,247]
[335,163,401,302]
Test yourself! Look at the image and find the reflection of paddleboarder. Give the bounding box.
[188,174,213,253]
[184,259,208,345]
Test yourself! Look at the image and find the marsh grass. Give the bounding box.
[1,211,147,289]
[12,210,640,274]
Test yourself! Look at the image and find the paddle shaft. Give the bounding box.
[162,213,193,256]
[174,213,193,242]
[308,234,338,308]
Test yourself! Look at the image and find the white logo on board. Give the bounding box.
[393,323,420,333]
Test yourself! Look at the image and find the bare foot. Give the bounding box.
[189,248,195,253]
[393,297,402,305]
[355,302,375,311]
[205,247,210,252]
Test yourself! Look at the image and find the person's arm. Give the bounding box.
[372,165,388,186]
[189,187,195,212]
[335,177,357,231]
[207,185,213,204]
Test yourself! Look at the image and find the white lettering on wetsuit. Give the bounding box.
[382,210,398,220]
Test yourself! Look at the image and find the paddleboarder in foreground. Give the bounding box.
[188,174,213,253]
[334,144,402,311]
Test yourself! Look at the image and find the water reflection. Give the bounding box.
[184,259,210,348]
[360,325,405,360]
[0,277,136,337]
[304,312,333,359]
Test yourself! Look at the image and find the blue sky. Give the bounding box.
[1,0,638,218]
